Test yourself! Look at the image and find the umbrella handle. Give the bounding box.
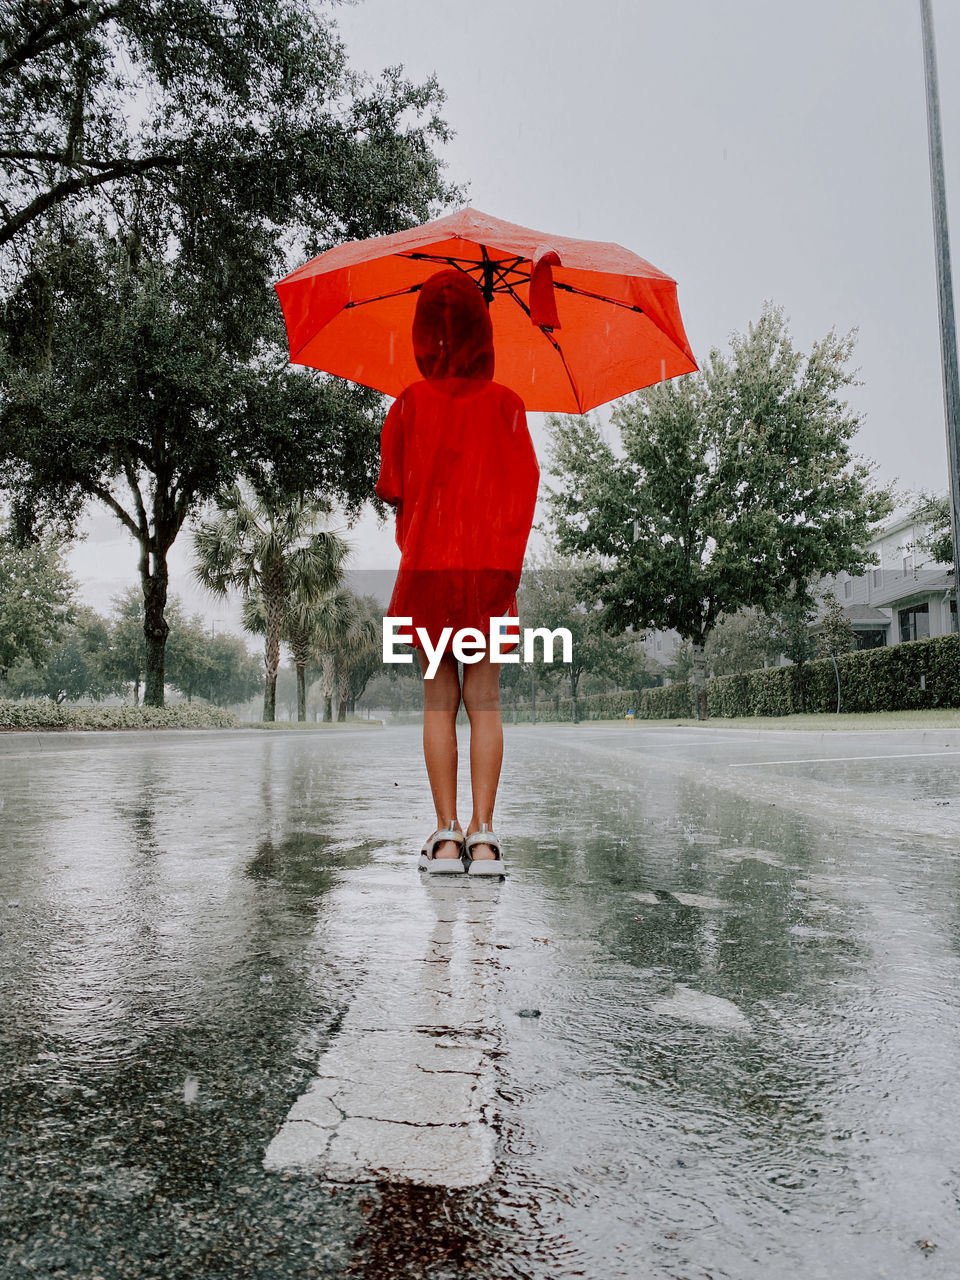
[530,248,562,331]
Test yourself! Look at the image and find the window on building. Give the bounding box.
[898,602,930,642]
[854,630,885,650]
[952,599,958,634]
[844,579,853,599]
[872,568,882,588]
[902,553,914,575]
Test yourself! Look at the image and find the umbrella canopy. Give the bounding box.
[274,206,697,414]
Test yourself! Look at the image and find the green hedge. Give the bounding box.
[509,688,650,723]
[638,634,960,720]
[386,636,960,725]
[638,682,696,720]
[0,700,241,730]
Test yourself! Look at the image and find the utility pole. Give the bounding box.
[919,0,960,590]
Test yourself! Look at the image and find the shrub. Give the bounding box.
[639,683,695,719]
[0,700,241,731]
[509,688,648,723]
[579,689,645,720]
[639,634,960,719]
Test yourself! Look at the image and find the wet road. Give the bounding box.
[2,722,960,1279]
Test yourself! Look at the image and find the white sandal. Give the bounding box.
[465,824,506,876]
[419,825,467,873]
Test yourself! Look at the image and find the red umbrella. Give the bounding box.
[274,207,697,413]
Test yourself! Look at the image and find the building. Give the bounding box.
[639,510,957,669]
[821,512,957,649]
[639,626,680,668]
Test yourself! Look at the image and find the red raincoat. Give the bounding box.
[376,271,540,653]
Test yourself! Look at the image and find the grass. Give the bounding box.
[584,709,960,731]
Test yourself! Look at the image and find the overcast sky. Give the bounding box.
[67,0,960,629]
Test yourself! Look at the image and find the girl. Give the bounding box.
[376,270,540,875]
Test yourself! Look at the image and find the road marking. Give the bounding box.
[729,749,960,768]
[264,876,501,1187]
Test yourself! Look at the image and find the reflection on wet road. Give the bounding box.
[2,723,960,1278]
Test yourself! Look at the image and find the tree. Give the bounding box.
[908,491,954,569]
[0,520,75,677]
[242,584,351,722]
[8,604,118,702]
[705,607,783,677]
[0,222,412,707]
[101,588,200,702]
[193,632,263,709]
[769,590,818,669]
[330,594,380,721]
[104,587,256,705]
[1,0,455,259]
[274,665,299,722]
[356,663,422,720]
[102,585,147,704]
[815,592,855,658]
[1,4,457,705]
[546,305,894,718]
[305,588,379,722]
[288,589,371,723]
[517,551,634,722]
[666,638,695,684]
[165,609,213,702]
[194,484,348,721]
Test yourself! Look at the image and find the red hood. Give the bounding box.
[412,270,495,382]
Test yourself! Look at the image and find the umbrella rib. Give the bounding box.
[287,281,424,363]
[397,254,645,313]
[500,278,585,414]
[552,281,645,315]
[538,330,585,415]
[398,251,529,292]
[343,283,424,309]
[489,257,528,290]
[401,251,483,266]
[335,258,531,314]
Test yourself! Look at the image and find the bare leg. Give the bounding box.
[461,652,502,858]
[418,649,462,857]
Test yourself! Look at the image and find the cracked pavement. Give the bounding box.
[264,880,500,1186]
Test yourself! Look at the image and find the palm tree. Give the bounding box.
[334,595,381,720]
[309,590,380,721]
[193,484,348,721]
[243,586,356,722]
[313,589,360,722]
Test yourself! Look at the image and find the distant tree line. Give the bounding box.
[0,507,386,719]
[0,530,263,706]
[0,0,457,708]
